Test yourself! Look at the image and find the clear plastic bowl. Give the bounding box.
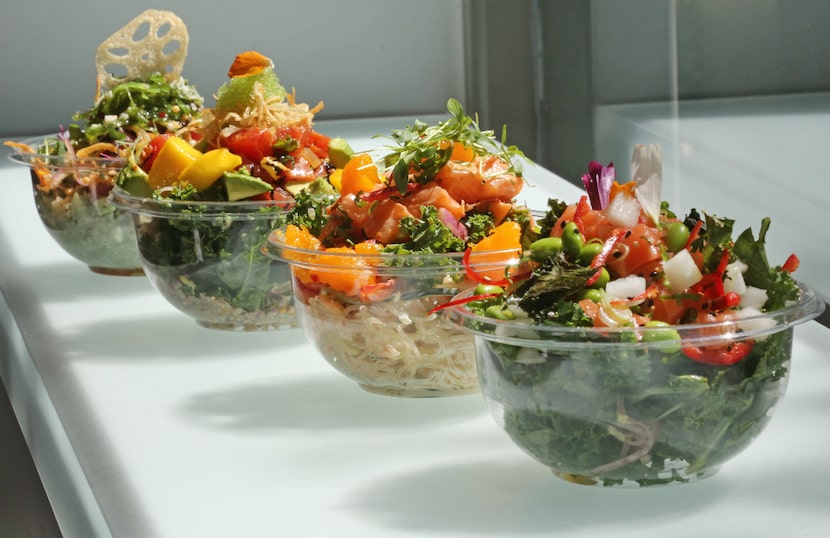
[110,187,297,331]
[266,228,525,397]
[8,135,143,275]
[445,284,825,486]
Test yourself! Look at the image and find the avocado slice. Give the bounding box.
[221,172,274,201]
[115,160,153,197]
[328,137,354,169]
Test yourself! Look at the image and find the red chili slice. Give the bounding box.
[586,228,626,286]
[782,253,800,273]
[463,247,511,287]
[427,292,502,315]
[684,220,703,250]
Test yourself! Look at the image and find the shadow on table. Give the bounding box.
[13,260,153,302]
[63,312,307,363]
[342,457,733,535]
[178,373,487,432]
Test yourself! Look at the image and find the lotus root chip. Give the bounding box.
[96,9,188,90]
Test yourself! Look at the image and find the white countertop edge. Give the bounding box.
[1,290,111,538]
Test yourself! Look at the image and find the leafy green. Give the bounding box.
[137,205,287,313]
[733,217,800,311]
[461,213,495,245]
[688,211,734,273]
[70,73,203,147]
[509,256,595,325]
[387,205,466,254]
[286,189,338,237]
[483,326,792,485]
[537,198,568,238]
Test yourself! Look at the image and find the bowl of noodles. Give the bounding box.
[266,223,528,397]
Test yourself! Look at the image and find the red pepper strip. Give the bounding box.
[586,228,626,286]
[682,339,755,365]
[684,219,703,250]
[782,253,800,273]
[427,293,501,316]
[691,248,730,300]
[463,247,511,287]
[572,195,591,233]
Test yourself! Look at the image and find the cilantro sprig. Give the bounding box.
[378,98,528,195]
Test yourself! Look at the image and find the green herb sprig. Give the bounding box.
[378,98,528,195]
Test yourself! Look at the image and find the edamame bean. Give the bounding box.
[665,221,690,253]
[578,241,603,266]
[588,267,610,289]
[485,305,516,320]
[529,237,564,262]
[642,320,682,353]
[474,284,504,296]
[577,288,603,303]
[562,222,584,259]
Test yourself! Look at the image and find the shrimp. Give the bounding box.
[435,155,522,204]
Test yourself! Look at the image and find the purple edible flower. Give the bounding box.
[581,160,614,210]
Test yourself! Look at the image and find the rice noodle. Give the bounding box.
[200,82,322,148]
[300,292,479,396]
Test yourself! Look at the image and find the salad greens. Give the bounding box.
[451,150,811,485]
[70,73,203,148]
[379,98,527,195]
[477,322,792,486]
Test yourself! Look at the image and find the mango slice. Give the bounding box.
[148,137,202,189]
[178,148,243,191]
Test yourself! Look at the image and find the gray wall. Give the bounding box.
[464,0,830,184]
[0,0,466,138]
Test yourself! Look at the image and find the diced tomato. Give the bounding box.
[222,128,275,164]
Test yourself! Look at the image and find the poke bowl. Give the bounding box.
[110,187,297,330]
[8,136,143,275]
[446,284,823,486]
[267,224,527,397]
[442,147,826,486]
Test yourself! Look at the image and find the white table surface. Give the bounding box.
[2,117,829,538]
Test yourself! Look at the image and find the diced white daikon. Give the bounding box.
[663,249,703,292]
[723,262,747,295]
[740,286,768,310]
[606,275,647,303]
[604,193,641,227]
